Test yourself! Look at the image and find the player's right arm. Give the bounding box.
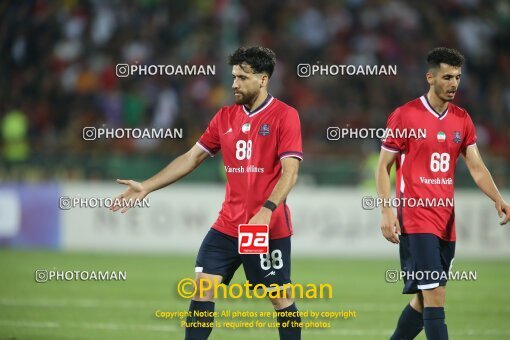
[463,144,510,225]
[110,144,209,213]
[377,108,405,244]
[375,148,401,244]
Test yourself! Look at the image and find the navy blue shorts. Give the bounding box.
[399,233,455,294]
[195,228,292,288]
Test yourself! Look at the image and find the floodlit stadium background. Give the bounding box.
[1,1,509,339]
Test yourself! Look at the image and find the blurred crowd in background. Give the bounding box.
[1,0,510,184]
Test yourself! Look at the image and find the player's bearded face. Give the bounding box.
[431,63,461,102]
[232,64,264,105]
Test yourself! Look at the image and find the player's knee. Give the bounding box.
[193,290,215,301]
[269,296,294,310]
[422,286,445,307]
[193,273,222,301]
[410,293,424,312]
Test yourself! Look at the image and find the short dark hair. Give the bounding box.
[228,46,276,77]
[427,47,465,69]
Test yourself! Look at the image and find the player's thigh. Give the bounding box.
[195,228,242,286]
[400,233,453,294]
[439,237,456,274]
[193,272,223,301]
[422,286,446,307]
[420,238,454,307]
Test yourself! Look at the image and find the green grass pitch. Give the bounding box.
[0,250,509,339]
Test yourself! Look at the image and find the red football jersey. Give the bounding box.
[197,95,303,240]
[382,95,477,241]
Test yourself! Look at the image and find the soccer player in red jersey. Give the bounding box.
[376,47,510,339]
[111,47,303,340]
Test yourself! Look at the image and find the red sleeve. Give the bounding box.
[381,108,405,153]
[462,113,477,152]
[196,109,222,156]
[277,108,303,161]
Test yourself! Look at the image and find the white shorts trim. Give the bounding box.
[417,282,440,290]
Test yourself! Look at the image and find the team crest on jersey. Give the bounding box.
[437,131,446,143]
[453,131,461,144]
[258,124,270,136]
[242,123,251,134]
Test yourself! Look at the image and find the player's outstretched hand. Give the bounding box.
[110,179,149,213]
[380,210,401,244]
[495,199,510,226]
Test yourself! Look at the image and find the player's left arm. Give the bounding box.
[463,144,510,225]
[248,157,300,225]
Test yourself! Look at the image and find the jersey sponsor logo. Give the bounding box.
[258,124,270,136]
[225,165,265,173]
[453,131,461,144]
[242,123,251,134]
[238,224,269,254]
[437,131,446,143]
[419,176,453,185]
